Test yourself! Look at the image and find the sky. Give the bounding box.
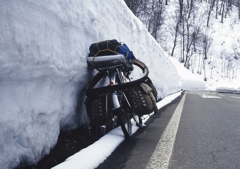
[0,0,239,169]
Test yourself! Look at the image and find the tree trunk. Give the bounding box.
[171,21,180,57]
[221,0,225,23]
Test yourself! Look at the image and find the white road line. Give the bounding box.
[201,94,221,98]
[231,96,240,99]
[145,93,186,169]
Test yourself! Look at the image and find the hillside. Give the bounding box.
[126,0,240,89]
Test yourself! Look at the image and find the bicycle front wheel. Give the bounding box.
[118,109,132,139]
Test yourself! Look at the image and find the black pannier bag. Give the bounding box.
[85,93,110,125]
[125,77,158,116]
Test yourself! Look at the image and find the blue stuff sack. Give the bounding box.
[117,44,136,60]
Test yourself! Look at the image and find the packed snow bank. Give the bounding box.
[213,79,240,93]
[170,57,208,90]
[0,0,181,168]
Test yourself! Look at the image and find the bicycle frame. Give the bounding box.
[108,69,121,109]
[85,55,149,138]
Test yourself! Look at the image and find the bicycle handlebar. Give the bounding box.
[85,59,149,96]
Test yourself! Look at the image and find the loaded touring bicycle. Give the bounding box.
[85,40,158,139]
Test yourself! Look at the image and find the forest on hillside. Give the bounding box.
[124,0,240,82]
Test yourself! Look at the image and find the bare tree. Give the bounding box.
[207,0,216,27]
[237,0,240,19]
[165,0,169,5]
[124,0,240,82]
[185,25,201,68]
[123,0,146,17]
[177,0,202,68]
[215,0,219,19]
[232,41,240,60]
[171,19,180,57]
[220,0,226,23]
[201,32,212,81]
[171,0,184,58]
[124,0,166,42]
[148,0,166,40]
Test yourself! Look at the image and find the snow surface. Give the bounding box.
[0,0,183,168]
[2,0,237,168]
[170,57,207,90]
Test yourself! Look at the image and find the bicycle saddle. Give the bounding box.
[87,54,129,70]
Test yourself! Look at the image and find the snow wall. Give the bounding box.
[0,0,181,168]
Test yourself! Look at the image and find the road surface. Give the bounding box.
[97,91,240,169]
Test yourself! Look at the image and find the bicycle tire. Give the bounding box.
[118,109,132,139]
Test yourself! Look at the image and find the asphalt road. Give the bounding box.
[97,91,240,169]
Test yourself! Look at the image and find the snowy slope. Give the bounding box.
[0,0,186,168]
[161,0,240,88]
[170,57,208,90]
